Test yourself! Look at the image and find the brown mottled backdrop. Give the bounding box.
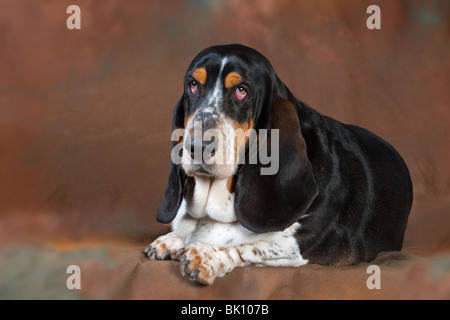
[0,0,449,299]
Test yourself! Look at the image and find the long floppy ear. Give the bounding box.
[156,95,187,224]
[234,97,318,233]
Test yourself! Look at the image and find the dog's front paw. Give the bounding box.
[144,232,185,261]
[179,242,241,285]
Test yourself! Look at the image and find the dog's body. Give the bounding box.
[145,44,413,285]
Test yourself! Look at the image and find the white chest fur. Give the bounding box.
[187,177,236,223]
[172,176,302,255]
[172,200,302,251]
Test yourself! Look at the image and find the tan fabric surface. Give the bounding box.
[1,244,449,299]
[1,0,449,299]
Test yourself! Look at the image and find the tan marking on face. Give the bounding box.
[226,175,236,193]
[224,72,242,89]
[192,67,207,85]
[233,119,255,163]
[184,113,194,130]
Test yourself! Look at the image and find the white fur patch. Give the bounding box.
[181,58,239,179]
[208,57,228,109]
[185,177,236,223]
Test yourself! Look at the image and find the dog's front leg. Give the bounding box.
[179,242,246,285]
[144,231,185,261]
[180,232,307,285]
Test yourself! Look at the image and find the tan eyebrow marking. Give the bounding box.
[224,72,242,89]
[192,67,207,85]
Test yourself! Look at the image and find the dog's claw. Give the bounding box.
[143,246,151,254]
[176,248,186,258]
[180,256,190,265]
[190,269,200,279]
[162,250,171,260]
[148,248,157,257]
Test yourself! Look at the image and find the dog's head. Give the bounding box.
[157,44,317,233]
[179,44,275,179]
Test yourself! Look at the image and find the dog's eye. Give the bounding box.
[236,87,247,100]
[190,81,198,94]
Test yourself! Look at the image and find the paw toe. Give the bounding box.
[144,233,185,261]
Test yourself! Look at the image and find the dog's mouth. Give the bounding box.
[180,142,218,178]
[186,165,215,177]
[178,114,243,180]
[182,159,237,180]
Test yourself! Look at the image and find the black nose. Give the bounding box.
[186,137,216,159]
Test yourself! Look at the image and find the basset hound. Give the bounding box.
[144,44,413,285]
